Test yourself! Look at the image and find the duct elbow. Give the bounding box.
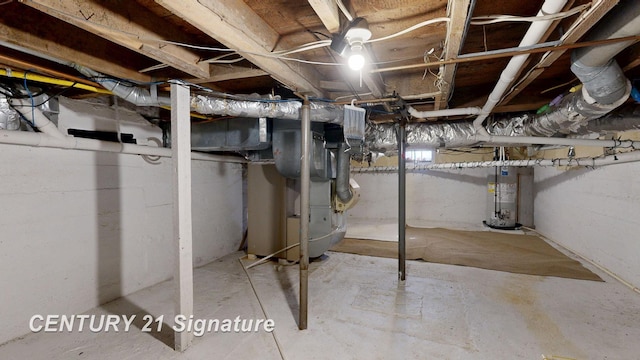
[336,142,353,203]
[571,58,630,105]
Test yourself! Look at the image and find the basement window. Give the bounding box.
[406,149,433,164]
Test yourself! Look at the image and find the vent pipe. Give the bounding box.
[336,142,353,203]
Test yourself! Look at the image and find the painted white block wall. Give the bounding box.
[349,169,488,228]
[0,138,242,342]
[534,163,640,290]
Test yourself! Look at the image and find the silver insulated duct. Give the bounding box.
[73,64,343,123]
[0,96,20,130]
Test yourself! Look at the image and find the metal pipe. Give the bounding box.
[299,100,311,330]
[336,142,353,203]
[472,0,569,135]
[397,122,407,281]
[483,135,640,148]
[408,106,481,119]
[425,150,640,169]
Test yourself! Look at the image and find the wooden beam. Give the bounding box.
[0,53,103,88]
[21,0,210,79]
[308,0,340,33]
[320,80,352,91]
[500,0,619,105]
[385,72,440,101]
[186,66,268,84]
[622,43,640,72]
[171,83,194,352]
[361,58,388,100]
[434,0,471,110]
[156,0,325,97]
[494,101,547,113]
[0,9,149,82]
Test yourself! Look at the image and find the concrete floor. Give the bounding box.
[1,232,639,359]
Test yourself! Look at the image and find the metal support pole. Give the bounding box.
[398,122,407,281]
[171,82,194,351]
[299,100,311,330]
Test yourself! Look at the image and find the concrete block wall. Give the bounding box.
[350,169,488,229]
[0,99,244,344]
[534,162,640,290]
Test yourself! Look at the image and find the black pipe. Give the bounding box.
[398,122,406,281]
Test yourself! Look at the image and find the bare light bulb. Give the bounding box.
[348,52,365,71]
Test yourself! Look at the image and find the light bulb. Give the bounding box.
[348,52,365,71]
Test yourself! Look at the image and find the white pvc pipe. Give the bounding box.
[11,99,67,139]
[0,129,246,163]
[408,106,481,119]
[473,0,569,136]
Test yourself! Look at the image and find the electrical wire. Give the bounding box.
[23,72,35,130]
[368,17,450,43]
[336,0,354,22]
[19,0,451,69]
[470,4,591,25]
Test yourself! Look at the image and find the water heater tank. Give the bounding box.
[485,166,518,229]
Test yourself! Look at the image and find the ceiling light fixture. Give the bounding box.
[330,17,372,71]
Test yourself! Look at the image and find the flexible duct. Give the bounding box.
[577,104,640,135]
[366,116,640,151]
[336,142,353,203]
[192,95,343,123]
[366,121,480,152]
[74,64,343,123]
[0,97,20,130]
[74,65,170,106]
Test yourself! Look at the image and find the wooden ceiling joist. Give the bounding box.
[308,0,340,34]
[156,0,325,97]
[186,66,268,84]
[434,0,471,110]
[0,8,149,82]
[21,0,211,79]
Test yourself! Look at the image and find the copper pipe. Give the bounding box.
[372,35,640,74]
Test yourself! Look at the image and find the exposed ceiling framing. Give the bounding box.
[0,0,637,120]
